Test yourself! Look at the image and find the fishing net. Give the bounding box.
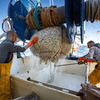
[86,0,100,22]
[30,25,72,64]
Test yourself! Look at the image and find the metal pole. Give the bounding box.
[55,6,66,24]
[54,63,78,67]
[85,63,89,83]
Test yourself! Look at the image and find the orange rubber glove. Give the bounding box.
[84,59,92,63]
[28,36,38,46]
[78,56,93,63]
[78,56,85,61]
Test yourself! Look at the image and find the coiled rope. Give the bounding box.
[86,0,100,22]
[26,5,59,30]
[40,6,59,28]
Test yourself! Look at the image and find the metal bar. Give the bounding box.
[30,0,35,5]
[27,77,77,95]
[54,63,78,67]
[85,64,89,83]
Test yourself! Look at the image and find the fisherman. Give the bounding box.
[78,40,100,85]
[0,31,38,100]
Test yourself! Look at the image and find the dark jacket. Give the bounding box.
[0,38,25,63]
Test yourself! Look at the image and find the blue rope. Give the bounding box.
[33,3,43,30]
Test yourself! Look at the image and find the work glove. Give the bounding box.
[28,36,38,46]
[78,56,93,64]
[78,56,85,61]
[84,59,92,63]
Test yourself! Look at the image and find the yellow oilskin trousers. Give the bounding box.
[88,62,100,85]
[0,60,12,100]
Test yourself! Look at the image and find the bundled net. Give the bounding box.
[30,25,72,64]
[86,0,100,22]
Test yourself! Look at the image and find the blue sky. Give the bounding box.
[84,21,100,44]
[0,0,10,34]
[0,0,100,45]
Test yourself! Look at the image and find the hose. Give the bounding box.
[33,5,43,30]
